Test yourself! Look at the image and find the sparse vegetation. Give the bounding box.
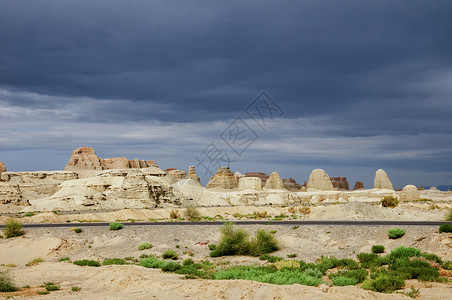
[371,245,385,254]
[109,222,123,230]
[3,218,25,238]
[209,223,279,257]
[24,212,35,217]
[446,208,452,221]
[299,206,311,215]
[287,253,298,258]
[74,228,83,233]
[138,242,153,250]
[162,249,178,260]
[0,270,18,292]
[184,206,201,221]
[381,195,399,208]
[388,228,405,239]
[439,224,452,233]
[44,282,60,291]
[170,210,180,219]
[59,257,71,262]
[73,260,101,267]
[103,258,127,265]
[253,211,268,219]
[26,257,44,266]
[72,286,81,291]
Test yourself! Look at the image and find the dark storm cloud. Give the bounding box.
[0,0,451,186]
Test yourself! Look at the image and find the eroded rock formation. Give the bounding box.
[0,161,6,178]
[282,177,302,192]
[330,177,349,190]
[353,181,365,190]
[206,167,237,189]
[374,169,393,190]
[187,166,201,184]
[238,177,262,191]
[264,172,285,190]
[245,172,269,187]
[400,184,420,201]
[307,169,334,191]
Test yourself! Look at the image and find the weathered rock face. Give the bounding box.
[65,147,158,172]
[167,169,186,183]
[307,169,334,191]
[353,181,365,190]
[400,185,420,201]
[245,172,269,187]
[206,167,237,189]
[374,169,393,190]
[187,166,201,183]
[264,172,285,190]
[238,177,262,191]
[330,177,349,190]
[0,183,28,205]
[65,147,104,171]
[282,177,302,192]
[0,161,6,178]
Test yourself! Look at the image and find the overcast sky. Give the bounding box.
[1,0,452,188]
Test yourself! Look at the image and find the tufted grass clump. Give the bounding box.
[109,222,123,230]
[74,228,83,233]
[445,208,452,221]
[184,206,201,221]
[169,210,180,219]
[162,249,178,260]
[103,258,127,265]
[381,196,399,208]
[0,270,18,292]
[138,242,153,250]
[439,224,452,233]
[139,256,164,268]
[371,245,385,254]
[44,282,60,291]
[3,218,25,238]
[73,260,101,267]
[388,227,405,239]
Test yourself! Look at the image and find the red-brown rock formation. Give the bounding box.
[330,177,349,190]
[283,177,302,192]
[353,181,365,190]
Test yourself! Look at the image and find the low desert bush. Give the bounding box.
[169,210,180,219]
[362,274,405,292]
[44,282,60,291]
[138,242,153,250]
[0,270,18,292]
[371,245,385,254]
[332,276,358,286]
[139,257,164,268]
[72,286,81,291]
[74,228,83,233]
[439,224,452,233]
[109,222,123,230]
[184,206,201,221]
[3,218,25,238]
[299,207,311,215]
[253,211,268,219]
[162,249,178,260]
[446,208,452,221]
[161,261,181,272]
[103,258,127,265]
[330,268,368,284]
[388,247,420,260]
[73,260,101,267]
[381,196,399,208]
[26,257,44,266]
[388,228,405,239]
[59,257,71,262]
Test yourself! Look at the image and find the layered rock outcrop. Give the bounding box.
[353,181,365,190]
[166,169,186,183]
[307,169,334,191]
[0,161,6,178]
[65,147,158,172]
[282,177,302,192]
[245,172,269,187]
[400,185,420,201]
[264,172,285,190]
[374,169,393,190]
[187,166,201,184]
[238,177,262,191]
[206,167,238,189]
[330,177,349,190]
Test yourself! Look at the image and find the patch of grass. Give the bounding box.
[330,268,368,284]
[270,230,277,234]
[259,255,283,263]
[161,261,181,272]
[59,257,71,262]
[332,276,358,286]
[162,249,178,260]
[138,242,153,250]
[184,206,201,221]
[74,228,83,233]
[292,226,299,230]
[109,222,123,230]
[208,244,217,251]
[139,256,164,268]
[24,212,35,217]
[371,245,385,254]
[38,291,50,295]
[73,260,101,267]
[45,282,60,291]
[388,227,405,239]
[71,286,81,292]
[362,274,405,292]
[103,258,127,265]
[26,257,44,266]
[446,208,452,221]
[439,224,452,233]
[287,254,298,258]
[3,218,25,238]
[0,270,18,292]
[381,196,399,208]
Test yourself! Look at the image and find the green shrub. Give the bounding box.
[0,270,18,292]
[443,261,452,270]
[26,257,44,266]
[259,255,283,263]
[446,208,452,221]
[71,286,81,291]
[371,245,385,254]
[162,249,178,260]
[388,227,405,239]
[161,261,181,272]
[287,254,297,258]
[439,224,452,233]
[357,253,378,264]
[74,228,83,233]
[214,223,251,256]
[139,257,164,268]
[389,247,420,259]
[208,244,217,250]
[109,222,123,230]
[45,282,60,291]
[330,268,368,283]
[390,259,439,281]
[3,218,25,238]
[138,242,152,250]
[103,258,127,265]
[184,206,201,221]
[249,229,280,256]
[303,268,322,278]
[368,274,405,292]
[420,252,442,264]
[24,212,35,217]
[73,260,101,267]
[381,196,399,208]
[59,257,71,262]
[332,276,358,286]
[183,258,194,266]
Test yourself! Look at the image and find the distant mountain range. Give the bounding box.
[421,185,452,191]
